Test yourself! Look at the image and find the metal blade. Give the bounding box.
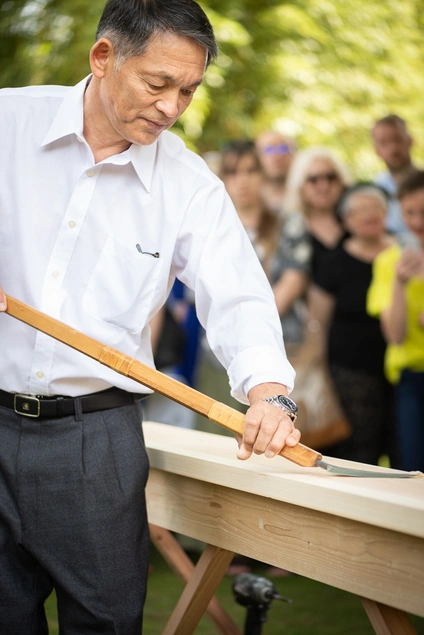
[316,459,422,478]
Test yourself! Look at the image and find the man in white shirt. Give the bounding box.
[372,114,418,240]
[0,0,299,632]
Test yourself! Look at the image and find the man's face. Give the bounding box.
[255,132,294,180]
[95,32,206,146]
[372,123,412,173]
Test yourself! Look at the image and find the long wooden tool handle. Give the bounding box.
[5,295,322,467]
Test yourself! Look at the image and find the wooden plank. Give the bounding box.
[149,524,241,635]
[146,468,424,618]
[144,422,424,540]
[162,544,235,635]
[361,598,417,635]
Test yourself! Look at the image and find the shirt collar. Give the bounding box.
[41,74,157,192]
[41,75,88,147]
[128,142,156,193]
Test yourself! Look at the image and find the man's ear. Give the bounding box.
[90,38,115,78]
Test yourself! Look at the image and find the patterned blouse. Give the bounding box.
[249,212,312,345]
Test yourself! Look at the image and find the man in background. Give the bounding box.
[372,114,418,240]
[255,130,297,213]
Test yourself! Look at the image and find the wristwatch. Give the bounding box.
[261,395,298,423]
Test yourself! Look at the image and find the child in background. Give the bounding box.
[367,170,424,471]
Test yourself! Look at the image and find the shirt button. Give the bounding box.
[68,220,76,228]
[87,169,95,177]
[77,136,83,143]
[52,271,60,278]
[36,371,44,379]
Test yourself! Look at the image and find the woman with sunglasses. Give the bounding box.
[284,146,352,281]
[280,148,353,454]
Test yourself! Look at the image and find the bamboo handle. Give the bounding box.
[4,295,322,467]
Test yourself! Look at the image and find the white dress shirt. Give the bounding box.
[0,77,294,403]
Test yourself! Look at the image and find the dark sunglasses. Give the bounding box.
[306,172,339,184]
[263,143,291,156]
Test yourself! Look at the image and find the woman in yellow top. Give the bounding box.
[367,170,424,471]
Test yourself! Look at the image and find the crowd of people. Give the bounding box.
[149,114,424,474]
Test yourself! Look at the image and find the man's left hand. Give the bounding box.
[236,382,301,460]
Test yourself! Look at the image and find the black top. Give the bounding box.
[311,233,348,282]
[315,246,387,375]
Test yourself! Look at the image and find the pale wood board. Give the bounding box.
[143,422,424,540]
[147,468,424,618]
[144,422,424,621]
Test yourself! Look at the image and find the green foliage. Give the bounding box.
[2,0,424,178]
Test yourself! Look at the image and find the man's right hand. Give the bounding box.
[0,286,7,311]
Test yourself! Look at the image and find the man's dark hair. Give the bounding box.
[398,169,424,200]
[96,0,218,67]
[373,114,408,133]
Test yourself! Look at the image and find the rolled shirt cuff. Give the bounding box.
[227,345,296,405]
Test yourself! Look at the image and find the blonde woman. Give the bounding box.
[284,146,352,280]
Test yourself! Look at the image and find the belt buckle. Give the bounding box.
[14,394,41,418]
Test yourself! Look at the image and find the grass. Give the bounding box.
[45,543,424,634]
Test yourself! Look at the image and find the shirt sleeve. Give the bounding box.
[366,247,398,318]
[172,177,295,404]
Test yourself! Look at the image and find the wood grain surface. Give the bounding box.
[144,423,424,619]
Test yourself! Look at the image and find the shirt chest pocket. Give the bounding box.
[82,236,162,334]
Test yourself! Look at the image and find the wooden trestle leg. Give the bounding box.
[149,525,241,635]
[361,598,417,635]
[157,537,235,635]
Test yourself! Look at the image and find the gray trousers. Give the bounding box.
[0,401,150,634]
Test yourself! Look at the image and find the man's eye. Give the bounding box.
[182,89,194,96]
[148,83,163,90]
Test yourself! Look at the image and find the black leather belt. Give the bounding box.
[0,387,147,419]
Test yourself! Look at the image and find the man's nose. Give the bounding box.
[156,90,180,119]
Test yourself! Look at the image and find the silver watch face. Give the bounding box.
[276,395,298,415]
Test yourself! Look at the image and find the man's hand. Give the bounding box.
[236,382,301,460]
[0,286,7,312]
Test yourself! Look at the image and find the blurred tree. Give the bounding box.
[1,0,423,177]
